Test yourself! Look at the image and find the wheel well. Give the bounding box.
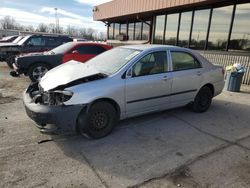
[27,62,52,74]
[75,98,121,133]
[202,83,214,96]
[90,98,121,118]
[29,62,52,69]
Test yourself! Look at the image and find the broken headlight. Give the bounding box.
[33,90,73,105]
[48,90,73,105]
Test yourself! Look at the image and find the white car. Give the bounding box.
[24,45,225,138]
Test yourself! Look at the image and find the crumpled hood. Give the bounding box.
[40,60,101,91]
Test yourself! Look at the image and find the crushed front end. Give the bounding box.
[23,82,85,132]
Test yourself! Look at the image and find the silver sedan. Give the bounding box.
[23,45,225,138]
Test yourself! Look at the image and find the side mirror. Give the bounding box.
[126,68,132,78]
[72,50,79,54]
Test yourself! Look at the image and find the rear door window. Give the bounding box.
[75,45,106,54]
[46,37,62,47]
[26,37,45,46]
[171,51,201,71]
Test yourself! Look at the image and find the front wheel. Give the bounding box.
[28,63,50,82]
[190,86,213,113]
[77,101,118,139]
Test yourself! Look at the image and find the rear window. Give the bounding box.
[46,37,62,46]
[46,37,71,47]
[75,45,106,54]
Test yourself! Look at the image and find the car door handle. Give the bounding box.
[196,71,201,76]
[161,76,169,81]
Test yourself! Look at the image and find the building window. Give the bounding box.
[120,24,127,35]
[208,5,233,50]
[154,15,166,44]
[135,22,142,40]
[114,23,120,40]
[128,23,135,40]
[178,11,192,47]
[164,13,179,45]
[142,21,150,40]
[230,3,250,51]
[191,9,210,50]
[108,24,114,40]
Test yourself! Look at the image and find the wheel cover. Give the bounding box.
[32,66,48,81]
[90,111,109,130]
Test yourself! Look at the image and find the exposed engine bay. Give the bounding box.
[27,73,107,105]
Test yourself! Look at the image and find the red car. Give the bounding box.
[12,42,113,81]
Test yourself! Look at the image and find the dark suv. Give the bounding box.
[0,34,72,68]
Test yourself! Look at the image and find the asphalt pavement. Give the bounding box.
[0,62,250,188]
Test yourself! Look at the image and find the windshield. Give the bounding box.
[13,36,23,43]
[50,42,74,54]
[17,36,30,45]
[85,47,141,75]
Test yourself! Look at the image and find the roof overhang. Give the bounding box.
[93,0,239,23]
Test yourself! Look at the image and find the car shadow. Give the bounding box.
[50,97,250,187]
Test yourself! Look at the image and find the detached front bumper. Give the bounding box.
[23,89,85,132]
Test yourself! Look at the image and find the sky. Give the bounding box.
[0,0,111,31]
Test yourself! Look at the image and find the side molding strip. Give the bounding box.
[127,89,197,104]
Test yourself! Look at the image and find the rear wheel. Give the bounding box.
[28,63,50,82]
[77,101,118,139]
[191,86,213,113]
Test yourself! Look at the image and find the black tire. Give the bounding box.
[6,55,15,69]
[28,63,50,82]
[191,86,213,113]
[77,101,118,139]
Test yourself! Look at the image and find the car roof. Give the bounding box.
[121,44,191,52]
[120,44,208,64]
[67,41,112,47]
[25,34,70,38]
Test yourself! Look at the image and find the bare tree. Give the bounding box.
[85,28,95,40]
[0,16,17,29]
[0,16,104,41]
[48,23,56,33]
[79,28,87,38]
[65,25,73,36]
[36,23,48,32]
[26,25,35,32]
[65,25,79,37]
[97,31,106,41]
[58,26,63,34]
